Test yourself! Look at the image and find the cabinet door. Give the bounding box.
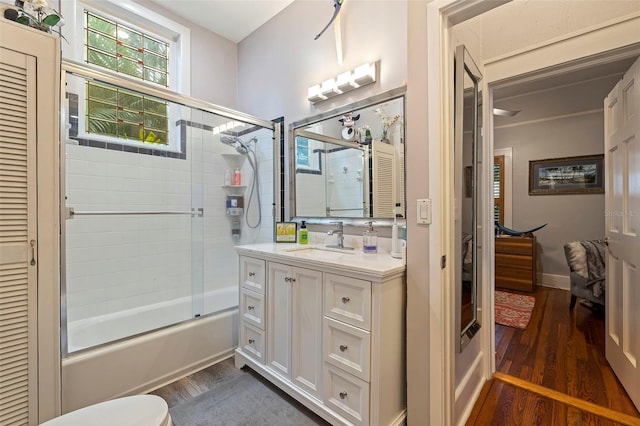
[0,45,38,425]
[291,267,323,399]
[267,262,292,378]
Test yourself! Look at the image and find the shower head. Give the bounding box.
[219,135,257,155]
[220,135,248,154]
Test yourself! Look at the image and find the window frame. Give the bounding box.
[493,155,505,225]
[62,0,190,151]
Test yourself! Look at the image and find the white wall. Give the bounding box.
[237,0,407,126]
[134,0,239,107]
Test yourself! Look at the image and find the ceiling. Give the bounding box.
[147,0,295,43]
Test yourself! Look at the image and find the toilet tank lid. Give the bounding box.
[39,395,169,426]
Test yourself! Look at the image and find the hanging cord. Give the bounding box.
[245,144,262,229]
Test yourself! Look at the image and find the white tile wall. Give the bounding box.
[64,120,275,337]
[326,148,366,217]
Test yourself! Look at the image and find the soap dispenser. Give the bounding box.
[298,220,308,245]
[363,221,378,253]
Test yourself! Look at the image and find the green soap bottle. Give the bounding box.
[299,221,308,244]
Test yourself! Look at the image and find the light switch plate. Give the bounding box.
[417,199,431,224]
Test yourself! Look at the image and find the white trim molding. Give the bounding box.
[538,273,571,291]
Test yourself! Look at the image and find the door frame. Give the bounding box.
[423,2,640,424]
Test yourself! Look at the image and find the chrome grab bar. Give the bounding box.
[66,207,203,219]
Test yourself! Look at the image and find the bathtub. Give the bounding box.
[62,287,239,413]
[66,287,238,353]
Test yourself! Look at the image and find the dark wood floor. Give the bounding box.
[468,286,639,425]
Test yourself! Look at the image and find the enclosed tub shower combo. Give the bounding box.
[60,61,278,411]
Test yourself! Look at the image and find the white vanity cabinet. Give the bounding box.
[238,256,266,363]
[235,244,406,426]
[267,262,323,399]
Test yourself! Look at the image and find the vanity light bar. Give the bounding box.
[308,62,377,104]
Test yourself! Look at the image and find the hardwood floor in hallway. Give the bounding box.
[468,286,640,425]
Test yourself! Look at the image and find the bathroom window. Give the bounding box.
[63,0,191,150]
[85,12,169,86]
[85,81,169,144]
[83,11,169,144]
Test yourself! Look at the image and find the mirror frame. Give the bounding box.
[287,86,407,227]
[455,45,482,352]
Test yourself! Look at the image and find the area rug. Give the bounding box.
[495,290,535,329]
[170,371,325,426]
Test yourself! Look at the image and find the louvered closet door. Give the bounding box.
[372,140,396,217]
[0,47,38,426]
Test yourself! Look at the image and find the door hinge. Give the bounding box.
[440,255,446,269]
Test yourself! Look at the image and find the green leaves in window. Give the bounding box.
[87,31,116,53]
[144,37,167,56]
[144,69,167,86]
[87,14,116,37]
[87,49,116,71]
[87,117,117,136]
[88,83,117,103]
[117,27,142,48]
[118,44,142,61]
[117,57,143,79]
[144,114,167,131]
[144,53,167,72]
[144,99,167,115]
[118,92,143,111]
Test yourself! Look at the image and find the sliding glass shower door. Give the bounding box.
[61,67,275,354]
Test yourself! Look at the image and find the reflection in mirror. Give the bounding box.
[289,88,405,221]
[455,45,482,352]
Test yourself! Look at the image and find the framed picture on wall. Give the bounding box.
[529,154,604,195]
[275,222,297,243]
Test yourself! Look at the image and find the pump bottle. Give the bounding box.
[363,221,378,253]
[298,221,308,244]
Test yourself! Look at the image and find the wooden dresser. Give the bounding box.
[495,236,537,292]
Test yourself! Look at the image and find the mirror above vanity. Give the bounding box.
[288,87,406,225]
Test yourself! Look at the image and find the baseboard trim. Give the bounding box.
[493,372,640,426]
[538,273,570,291]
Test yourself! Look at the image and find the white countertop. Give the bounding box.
[235,242,405,279]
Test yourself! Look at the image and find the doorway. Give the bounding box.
[425,2,640,425]
[487,50,640,419]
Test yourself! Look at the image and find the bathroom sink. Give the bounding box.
[283,246,355,260]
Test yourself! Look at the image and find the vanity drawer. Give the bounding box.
[240,256,266,294]
[324,273,371,331]
[324,317,371,381]
[240,288,264,329]
[239,322,265,364]
[324,364,370,426]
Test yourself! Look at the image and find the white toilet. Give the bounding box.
[39,395,172,426]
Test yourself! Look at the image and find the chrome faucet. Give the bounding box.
[327,221,353,250]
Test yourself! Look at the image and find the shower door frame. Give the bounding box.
[59,60,278,357]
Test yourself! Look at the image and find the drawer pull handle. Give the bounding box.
[248,305,254,310]
[339,391,348,400]
[248,272,256,277]
[341,297,350,304]
[248,338,255,344]
[291,277,296,282]
[284,277,290,283]
[339,345,348,352]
